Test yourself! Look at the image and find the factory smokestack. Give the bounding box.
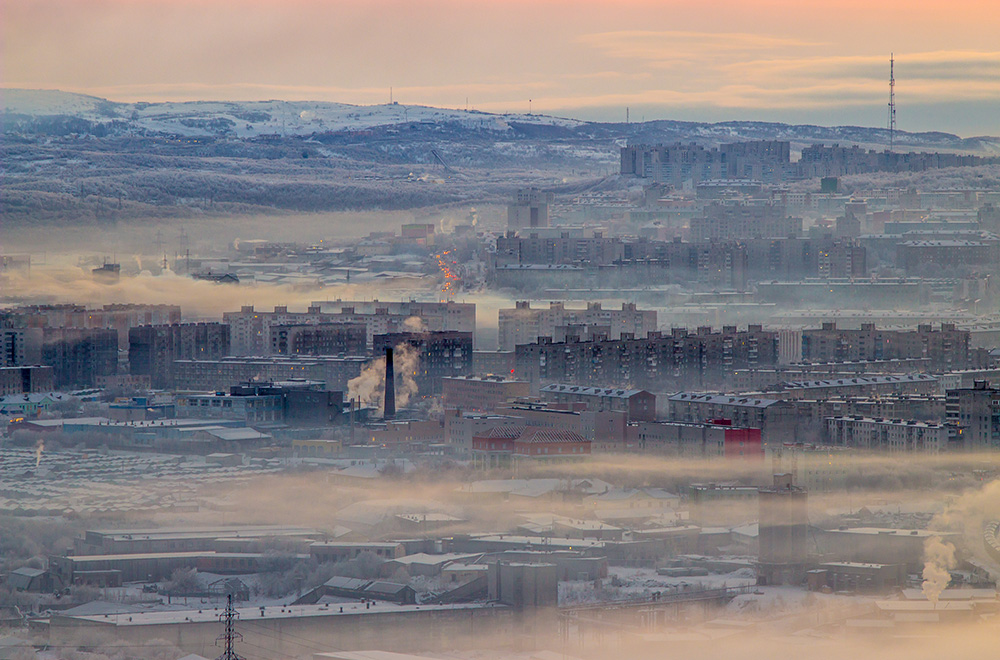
[384,346,396,419]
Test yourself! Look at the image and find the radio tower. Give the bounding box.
[887,54,896,152]
[215,594,245,660]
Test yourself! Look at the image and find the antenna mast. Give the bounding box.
[888,54,896,152]
[215,594,245,660]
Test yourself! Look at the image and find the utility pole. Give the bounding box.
[215,594,245,660]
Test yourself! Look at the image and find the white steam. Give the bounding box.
[922,535,957,603]
[347,343,420,415]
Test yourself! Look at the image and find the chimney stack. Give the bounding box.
[384,347,396,419]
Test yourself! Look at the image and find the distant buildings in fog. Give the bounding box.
[621,141,1000,185]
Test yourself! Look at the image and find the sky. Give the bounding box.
[4,0,1000,135]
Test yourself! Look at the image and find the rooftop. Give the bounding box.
[53,601,499,627]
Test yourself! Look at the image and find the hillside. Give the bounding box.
[5,89,1000,154]
[3,89,1000,226]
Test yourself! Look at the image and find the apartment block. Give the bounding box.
[129,323,230,389]
[373,331,474,394]
[946,380,1000,450]
[270,323,367,356]
[498,301,657,351]
[825,416,948,452]
[515,325,779,391]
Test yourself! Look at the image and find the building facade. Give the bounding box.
[516,326,779,391]
[129,323,231,389]
[270,323,367,356]
[498,301,657,352]
[373,331,474,394]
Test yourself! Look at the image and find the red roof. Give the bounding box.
[485,425,527,439]
[517,428,588,444]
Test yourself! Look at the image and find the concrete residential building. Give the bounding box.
[270,323,367,356]
[225,301,475,354]
[946,380,1000,450]
[507,187,554,230]
[621,142,792,185]
[129,323,230,389]
[765,374,940,401]
[494,230,625,268]
[498,301,657,351]
[801,322,971,370]
[0,365,55,395]
[515,325,779,391]
[628,420,764,458]
[539,383,656,422]
[1,328,42,367]
[667,392,797,442]
[690,202,802,241]
[0,304,180,350]
[825,416,949,452]
[373,331,473,394]
[40,327,118,388]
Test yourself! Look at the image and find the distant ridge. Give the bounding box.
[4,88,999,155]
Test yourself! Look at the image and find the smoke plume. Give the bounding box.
[348,343,420,415]
[35,439,45,468]
[922,535,957,603]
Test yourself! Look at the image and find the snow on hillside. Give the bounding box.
[2,89,586,138]
[2,88,122,117]
[5,89,999,154]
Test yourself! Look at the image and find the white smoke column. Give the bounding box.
[392,342,420,408]
[922,536,957,603]
[348,355,387,411]
[35,439,44,468]
[347,343,420,415]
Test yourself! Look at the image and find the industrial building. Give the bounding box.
[441,375,531,411]
[171,355,367,392]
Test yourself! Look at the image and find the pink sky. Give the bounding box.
[5,0,1000,133]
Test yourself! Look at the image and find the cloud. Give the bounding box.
[579,30,821,62]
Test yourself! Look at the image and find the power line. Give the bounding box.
[216,594,246,660]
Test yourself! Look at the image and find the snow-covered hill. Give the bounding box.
[2,89,586,139]
[4,89,999,155]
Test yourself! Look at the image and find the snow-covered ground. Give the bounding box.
[559,566,756,606]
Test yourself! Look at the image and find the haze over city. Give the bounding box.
[2,1,1000,660]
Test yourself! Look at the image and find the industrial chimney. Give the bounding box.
[383,346,396,419]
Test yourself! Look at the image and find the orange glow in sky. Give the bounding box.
[5,0,999,133]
